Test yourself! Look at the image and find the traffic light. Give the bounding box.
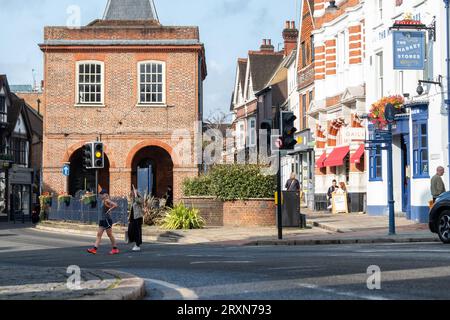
[83,143,93,169]
[93,142,104,169]
[280,111,297,150]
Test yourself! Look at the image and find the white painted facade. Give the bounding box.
[364,0,449,223]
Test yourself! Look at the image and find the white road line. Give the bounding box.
[190,261,252,265]
[145,278,199,300]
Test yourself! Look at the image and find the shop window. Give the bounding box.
[369,146,382,181]
[10,138,29,167]
[413,120,429,178]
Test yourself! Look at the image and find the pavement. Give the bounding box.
[33,210,439,246]
[1,225,450,300]
[0,264,145,300]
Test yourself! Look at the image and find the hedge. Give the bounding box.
[183,164,276,201]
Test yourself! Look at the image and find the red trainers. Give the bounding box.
[109,248,120,255]
[87,247,97,255]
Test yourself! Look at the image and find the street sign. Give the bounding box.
[62,164,70,177]
[393,31,426,70]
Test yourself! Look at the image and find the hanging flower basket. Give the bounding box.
[81,193,97,208]
[39,193,53,207]
[368,95,405,129]
[58,194,72,207]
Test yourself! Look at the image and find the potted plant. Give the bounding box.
[368,95,405,129]
[39,193,53,221]
[81,192,97,208]
[58,193,72,207]
[40,193,53,207]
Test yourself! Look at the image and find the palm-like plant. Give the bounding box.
[160,203,205,230]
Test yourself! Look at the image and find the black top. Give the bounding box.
[285,179,300,192]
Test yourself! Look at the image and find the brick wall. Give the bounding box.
[182,197,224,226]
[41,23,206,201]
[182,197,276,227]
[223,199,276,227]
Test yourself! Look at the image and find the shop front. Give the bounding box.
[8,166,33,221]
[290,129,315,209]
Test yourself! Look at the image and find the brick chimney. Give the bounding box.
[283,21,299,56]
[260,39,275,53]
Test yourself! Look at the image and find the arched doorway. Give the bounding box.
[69,148,110,196]
[131,146,173,198]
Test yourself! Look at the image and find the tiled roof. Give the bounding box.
[103,0,158,21]
[237,59,247,92]
[248,53,284,92]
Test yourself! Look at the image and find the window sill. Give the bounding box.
[369,178,383,182]
[136,103,168,109]
[413,175,430,180]
[74,104,105,108]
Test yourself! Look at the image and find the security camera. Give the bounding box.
[416,84,424,96]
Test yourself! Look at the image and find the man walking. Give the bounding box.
[431,166,447,202]
[285,173,300,192]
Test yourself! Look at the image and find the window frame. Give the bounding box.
[368,125,383,181]
[10,137,29,167]
[137,60,166,106]
[0,95,6,124]
[302,94,307,130]
[248,117,257,147]
[412,119,429,179]
[75,60,105,106]
[375,51,384,99]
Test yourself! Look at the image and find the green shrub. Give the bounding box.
[182,164,276,201]
[182,175,213,197]
[210,165,276,201]
[160,203,205,230]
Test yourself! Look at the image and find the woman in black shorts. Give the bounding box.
[87,190,119,255]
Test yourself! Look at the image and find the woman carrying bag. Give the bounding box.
[128,185,144,252]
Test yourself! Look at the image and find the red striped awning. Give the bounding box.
[350,144,365,164]
[316,152,327,168]
[323,146,350,167]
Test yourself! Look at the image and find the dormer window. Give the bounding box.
[0,95,6,125]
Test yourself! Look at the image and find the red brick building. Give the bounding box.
[39,0,207,200]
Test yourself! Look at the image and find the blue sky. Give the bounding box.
[0,0,298,118]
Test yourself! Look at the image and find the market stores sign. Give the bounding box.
[393,31,426,70]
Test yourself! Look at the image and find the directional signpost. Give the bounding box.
[62,163,70,177]
[365,103,397,235]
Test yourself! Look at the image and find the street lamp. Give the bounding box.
[325,1,339,14]
[385,103,396,235]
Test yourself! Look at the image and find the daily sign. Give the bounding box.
[393,31,425,70]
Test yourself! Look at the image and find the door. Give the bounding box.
[401,134,411,217]
[137,165,153,196]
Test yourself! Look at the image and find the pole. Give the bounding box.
[277,149,283,240]
[445,0,450,186]
[95,169,98,196]
[387,123,396,235]
[276,105,283,240]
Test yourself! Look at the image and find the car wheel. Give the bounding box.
[437,211,450,244]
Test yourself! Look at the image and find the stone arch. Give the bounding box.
[126,139,179,169]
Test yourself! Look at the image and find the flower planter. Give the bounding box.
[58,196,71,207]
[82,195,97,208]
[369,95,405,129]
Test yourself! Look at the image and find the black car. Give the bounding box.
[429,191,450,243]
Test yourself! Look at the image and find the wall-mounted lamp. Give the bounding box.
[416,75,443,95]
[325,1,339,13]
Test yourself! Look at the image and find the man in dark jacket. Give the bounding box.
[327,180,338,209]
[431,166,446,202]
[285,173,301,192]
